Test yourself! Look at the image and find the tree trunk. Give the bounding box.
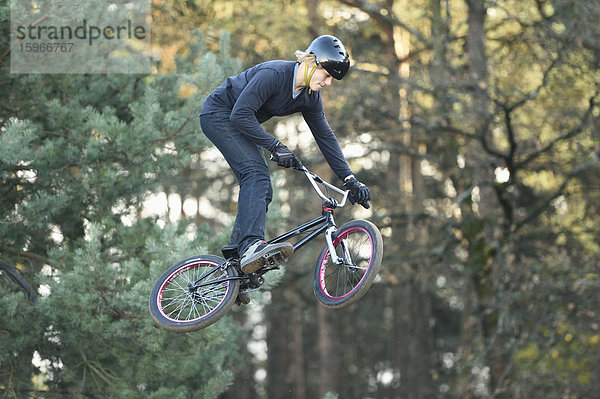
[221,311,256,399]
[317,304,341,397]
[290,288,307,399]
[459,1,494,397]
[465,0,490,134]
[305,0,320,39]
[388,2,435,397]
[266,288,293,399]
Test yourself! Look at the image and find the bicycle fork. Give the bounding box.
[325,225,344,265]
[323,208,353,266]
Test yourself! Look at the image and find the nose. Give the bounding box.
[325,76,333,86]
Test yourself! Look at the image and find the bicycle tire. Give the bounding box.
[149,255,239,332]
[0,261,37,302]
[313,220,383,309]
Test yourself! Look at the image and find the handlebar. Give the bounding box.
[298,166,349,208]
[268,154,352,208]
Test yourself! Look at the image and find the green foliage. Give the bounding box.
[0,8,244,395]
[29,222,238,397]
[2,0,599,397]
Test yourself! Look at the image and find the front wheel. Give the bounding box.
[149,255,239,332]
[313,220,383,309]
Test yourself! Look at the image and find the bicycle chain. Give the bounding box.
[237,257,283,294]
[240,286,262,294]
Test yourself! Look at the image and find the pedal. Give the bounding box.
[262,250,287,268]
[235,291,251,306]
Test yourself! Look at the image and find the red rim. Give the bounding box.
[157,260,231,323]
[318,227,373,300]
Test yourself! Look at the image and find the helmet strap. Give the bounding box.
[304,63,317,94]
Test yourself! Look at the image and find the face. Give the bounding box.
[309,67,333,91]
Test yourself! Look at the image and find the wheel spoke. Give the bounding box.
[313,221,382,309]
[158,262,231,322]
[322,228,373,298]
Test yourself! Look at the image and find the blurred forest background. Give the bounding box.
[1,0,599,398]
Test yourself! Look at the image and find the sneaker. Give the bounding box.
[240,240,294,274]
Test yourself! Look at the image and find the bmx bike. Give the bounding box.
[149,167,383,332]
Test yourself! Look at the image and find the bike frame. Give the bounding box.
[190,168,350,289]
[268,167,348,264]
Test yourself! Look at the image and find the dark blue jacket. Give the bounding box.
[200,60,352,180]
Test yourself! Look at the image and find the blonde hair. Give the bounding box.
[295,50,318,66]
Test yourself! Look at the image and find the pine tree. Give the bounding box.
[1,2,244,393]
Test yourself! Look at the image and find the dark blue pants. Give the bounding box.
[199,112,273,254]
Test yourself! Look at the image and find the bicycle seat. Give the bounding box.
[221,245,240,260]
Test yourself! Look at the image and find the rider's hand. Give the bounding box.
[270,141,303,170]
[344,176,371,209]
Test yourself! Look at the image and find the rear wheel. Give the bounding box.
[313,220,383,309]
[149,255,239,332]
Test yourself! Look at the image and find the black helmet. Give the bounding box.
[306,35,350,80]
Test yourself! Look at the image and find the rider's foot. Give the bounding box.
[240,240,294,274]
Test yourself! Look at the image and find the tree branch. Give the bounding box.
[0,8,56,67]
[516,92,599,170]
[514,148,600,233]
[152,116,192,144]
[337,0,430,44]
[0,243,53,266]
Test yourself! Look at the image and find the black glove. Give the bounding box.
[344,176,371,209]
[270,142,303,169]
